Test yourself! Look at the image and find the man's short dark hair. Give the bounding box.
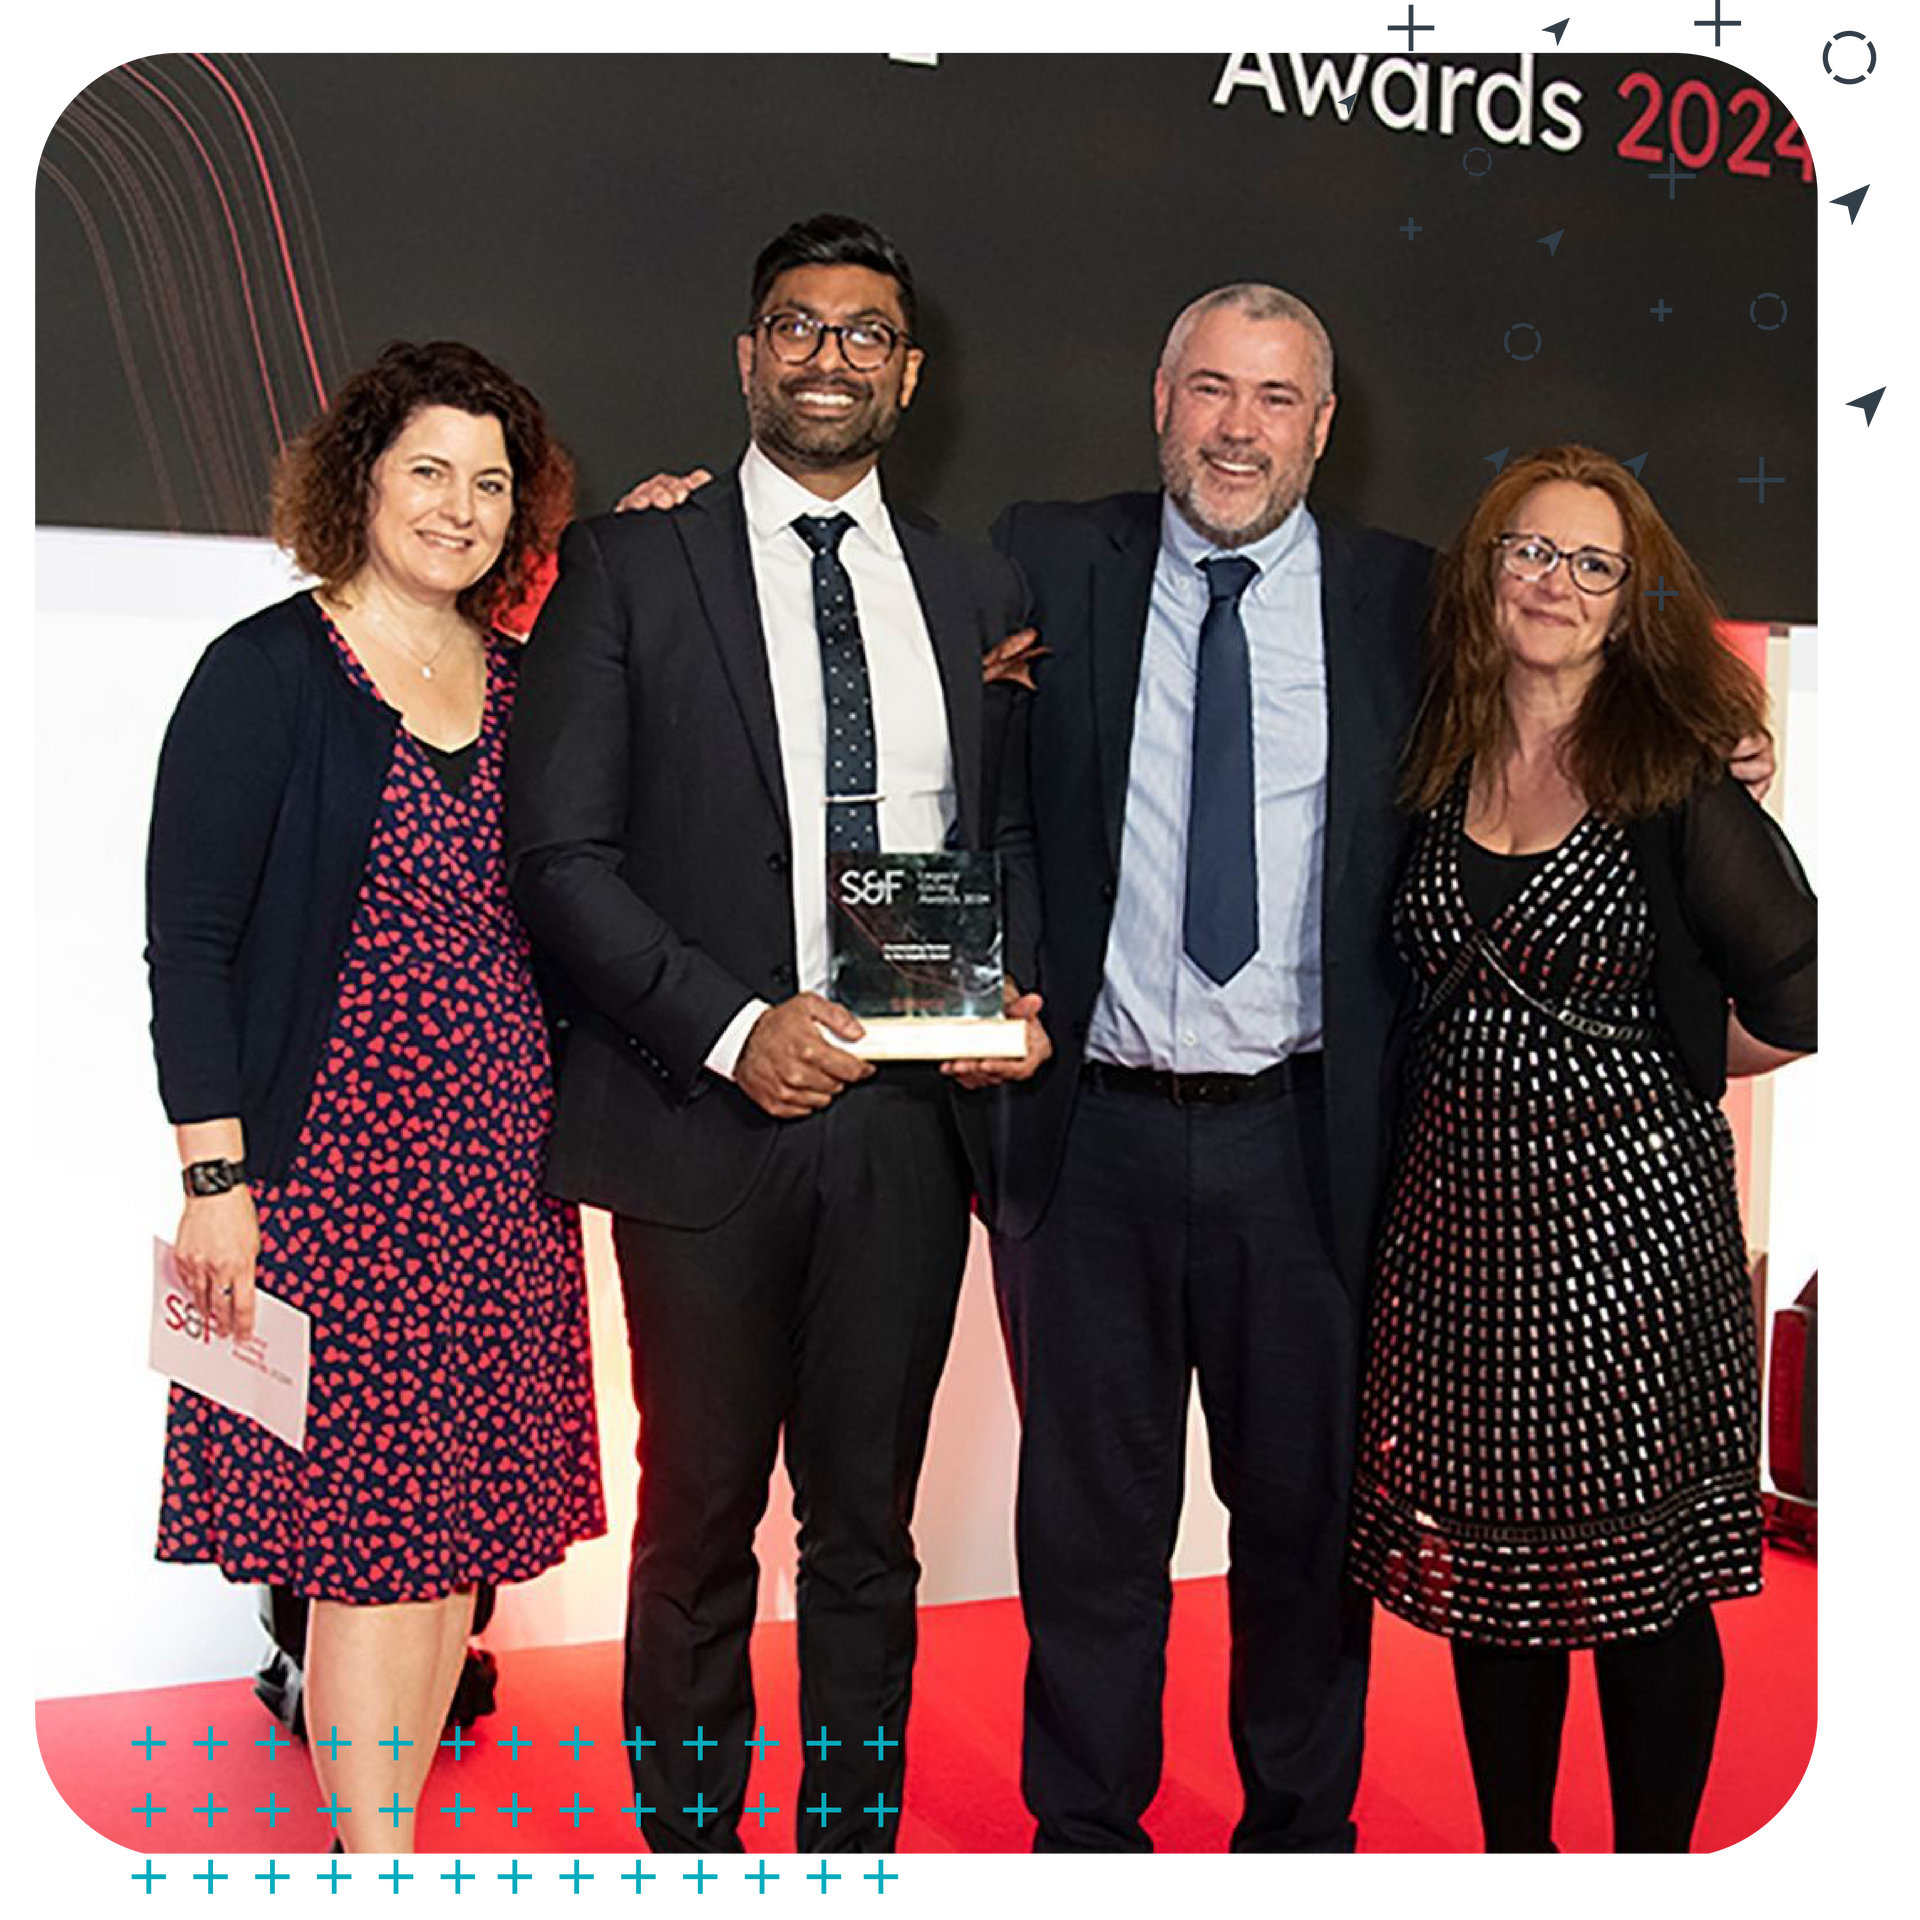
[747,213,918,338]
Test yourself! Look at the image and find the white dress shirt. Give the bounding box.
[706,442,955,1078]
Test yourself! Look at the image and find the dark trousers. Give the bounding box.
[990,1065,1371,1851]
[1450,1607,1727,1852]
[611,1071,971,1853]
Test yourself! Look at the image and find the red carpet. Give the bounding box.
[37,1552,1813,1853]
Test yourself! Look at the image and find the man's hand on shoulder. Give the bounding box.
[735,993,874,1118]
[615,468,714,514]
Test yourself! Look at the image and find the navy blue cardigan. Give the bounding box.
[147,592,455,1183]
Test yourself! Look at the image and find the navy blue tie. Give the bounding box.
[793,512,880,854]
[1184,555,1260,986]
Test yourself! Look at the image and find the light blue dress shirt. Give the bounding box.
[1086,496,1329,1073]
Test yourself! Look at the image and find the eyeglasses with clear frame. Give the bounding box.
[1492,532,1633,593]
[751,311,912,372]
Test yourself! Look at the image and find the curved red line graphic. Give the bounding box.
[60,101,228,523]
[95,78,264,521]
[40,158,182,528]
[232,53,351,382]
[189,52,328,411]
[122,64,286,448]
[110,76,267,509]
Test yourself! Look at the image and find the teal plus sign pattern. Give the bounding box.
[621,1860,657,1893]
[192,1859,227,1894]
[379,1861,414,1893]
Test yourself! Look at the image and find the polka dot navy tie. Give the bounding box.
[1185,554,1261,986]
[793,511,880,854]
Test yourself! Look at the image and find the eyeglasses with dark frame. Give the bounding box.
[750,310,913,372]
[1492,532,1634,593]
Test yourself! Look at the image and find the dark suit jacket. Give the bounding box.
[986,492,1432,1292]
[506,467,1034,1230]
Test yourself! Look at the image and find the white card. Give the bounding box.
[148,1237,312,1451]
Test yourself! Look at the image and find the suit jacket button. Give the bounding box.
[772,961,794,988]
[1100,881,1117,904]
[767,849,789,873]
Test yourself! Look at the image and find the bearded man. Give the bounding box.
[985,283,1431,1853]
[506,212,1046,1855]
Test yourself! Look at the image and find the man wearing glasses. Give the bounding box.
[506,212,1047,1854]
[604,279,1770,1854]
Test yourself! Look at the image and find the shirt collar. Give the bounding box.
[1158,490,1316,588]
[740,441,897,557]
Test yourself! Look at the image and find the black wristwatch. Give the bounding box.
[182,1157,249,1197]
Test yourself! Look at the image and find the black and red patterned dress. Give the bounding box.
[1347,772,1810,1649]
[158,619,605,1602]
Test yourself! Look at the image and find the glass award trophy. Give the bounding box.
[827,850,1025,1059]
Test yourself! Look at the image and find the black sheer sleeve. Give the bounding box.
[1678,774,1817,1052]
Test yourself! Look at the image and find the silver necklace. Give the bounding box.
[346,597,470,681]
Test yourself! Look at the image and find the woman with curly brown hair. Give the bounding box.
[147,341,604,1854]
[1346,446,1815,1851]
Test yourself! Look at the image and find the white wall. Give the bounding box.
[33,525,1230,1699]
[1756,629,1819,1324]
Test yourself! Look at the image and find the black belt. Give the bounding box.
[1080,1051,1322,1106]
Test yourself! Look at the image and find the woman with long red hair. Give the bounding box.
[1347,445,1816,1851]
